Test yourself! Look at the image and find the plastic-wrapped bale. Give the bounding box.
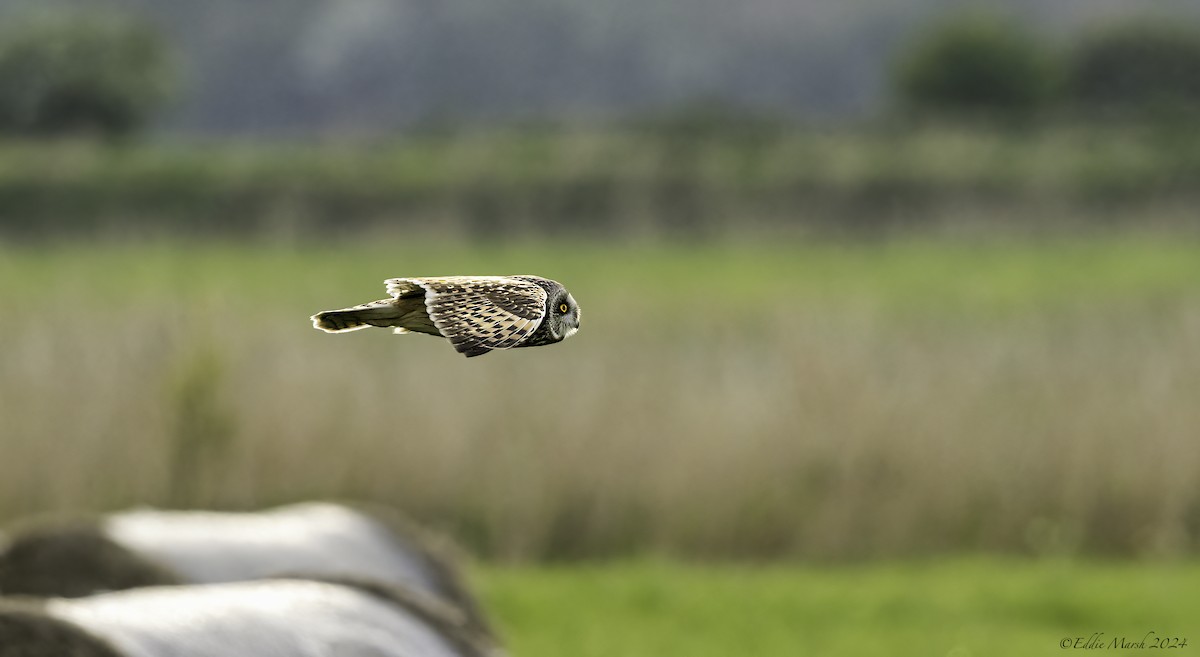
[0,522,181,598]
[0,502,490,636]
[0,578,502,657]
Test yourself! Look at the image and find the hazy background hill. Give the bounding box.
[4,0,1199,136]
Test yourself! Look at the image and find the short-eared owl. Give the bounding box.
[312,276,581,357]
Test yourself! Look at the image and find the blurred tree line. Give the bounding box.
[4,9,1200,139]
[0,13,172,138]
[896,13,1200,120]
[2,8,1200,238]
[2,0,1200,136]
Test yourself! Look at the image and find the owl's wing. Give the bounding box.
[406,277,547,357]
[385,278,426,298]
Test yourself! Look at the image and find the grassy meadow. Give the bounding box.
[477,559,1200,657]
[1,237,1198,561]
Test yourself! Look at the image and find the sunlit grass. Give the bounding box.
[478,558,1200,657]
[4,236,1199,310]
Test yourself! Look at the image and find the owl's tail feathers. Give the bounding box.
[311,300,401,333]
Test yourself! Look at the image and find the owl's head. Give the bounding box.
[546,289,581,341]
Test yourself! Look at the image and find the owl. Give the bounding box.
[312,275,581,357]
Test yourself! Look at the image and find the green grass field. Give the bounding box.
[1,237,1199,559]
[477,559,1200,657]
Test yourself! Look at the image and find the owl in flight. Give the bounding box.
[312,275,581,357]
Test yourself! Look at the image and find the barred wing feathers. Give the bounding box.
[387,277,547,358]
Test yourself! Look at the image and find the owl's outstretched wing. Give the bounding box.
[387,276,547,357]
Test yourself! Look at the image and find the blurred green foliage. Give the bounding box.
[893,13,1056,119]
[0,13,174,138]
[167,346,235,505]
[2,125,1200,238]
[1067,20,1200,116]
[894,13,1200,122]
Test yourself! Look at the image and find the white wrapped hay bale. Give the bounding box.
[0,578,501,657]
[0,502,490,636]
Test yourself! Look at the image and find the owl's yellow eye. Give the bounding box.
[559,303,569,313]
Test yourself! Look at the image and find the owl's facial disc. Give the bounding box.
[547,293,578,342]
[564,295,580,338]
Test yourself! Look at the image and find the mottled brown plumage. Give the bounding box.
[312,275,580,358]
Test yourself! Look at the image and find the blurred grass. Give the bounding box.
[1,237,1199,559]
[3,237,1197,310]
[477,558,1200,657]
